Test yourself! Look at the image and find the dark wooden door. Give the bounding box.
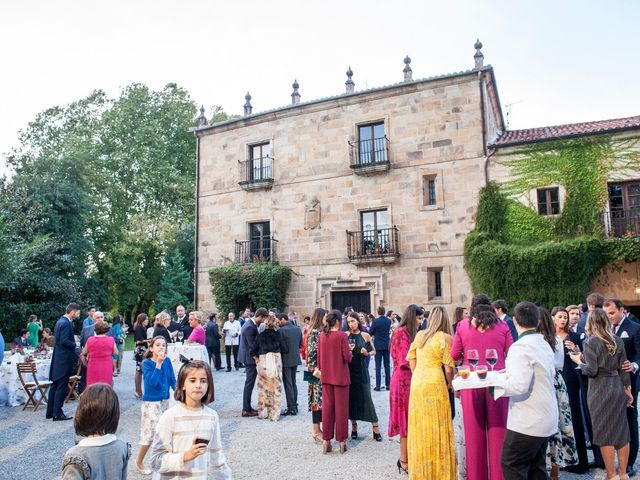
[331,290,371,314]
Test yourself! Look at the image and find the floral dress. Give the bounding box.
[388,326,412,437]
[306,329,322,412]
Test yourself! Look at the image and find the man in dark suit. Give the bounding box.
[238,307,268,417]
[493,299,517,342]
[46,303,81,421]
[606,297,640,476]
[369,306,391,391]
[205,313,222,371]
[176,305,192,339]
[278,313,303,415]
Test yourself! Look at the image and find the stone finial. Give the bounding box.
[291,79,301,105]
[243,92,253,116]
[474,39,484,69]
[345,66,355,93]
[403,55,413,82]
[197,105,207,127]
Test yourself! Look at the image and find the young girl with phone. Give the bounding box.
[150,359,231,479]
[136,336,176,475]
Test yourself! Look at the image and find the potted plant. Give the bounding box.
[374,241,382,255]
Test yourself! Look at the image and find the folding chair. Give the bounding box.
[16,362,52,412]
[65,363,82,403]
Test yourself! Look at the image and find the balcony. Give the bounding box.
[600,208,640,237]
[348,136,390,176]
[346,227,400,265]
[238,157,274,191]
[234,238,278,264]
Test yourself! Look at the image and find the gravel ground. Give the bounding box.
[0,352,636,480]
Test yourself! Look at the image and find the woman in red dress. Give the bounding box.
[81,321,118,386]
[388,304,424,474]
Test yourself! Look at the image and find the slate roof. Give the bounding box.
[492,115,640,147]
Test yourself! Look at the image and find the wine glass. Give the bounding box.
[485,349,498,371]
[177,331,184,343]
[467,349,479,370]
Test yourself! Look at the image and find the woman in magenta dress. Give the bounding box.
[81,321,118,386]
[389,304,424,474]
[187,311,206,345]
[451,294,513,480]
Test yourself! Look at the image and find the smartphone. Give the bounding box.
[195,438,209,445]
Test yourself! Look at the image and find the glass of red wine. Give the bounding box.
[467,349,479,371]
[486,349,498,371]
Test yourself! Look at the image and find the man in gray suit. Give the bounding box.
[238,307,268,417]
[278,313,303,415]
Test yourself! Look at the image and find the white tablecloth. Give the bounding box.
[0,354,52,406]
[166,344,209,377]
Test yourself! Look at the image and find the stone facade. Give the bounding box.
[195,67,504,316]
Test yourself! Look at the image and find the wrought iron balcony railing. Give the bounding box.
[238,157,274,190]
[234,238,278,264]
[600,208,640,237]
[348,136,390,174]
[346,227,399,262]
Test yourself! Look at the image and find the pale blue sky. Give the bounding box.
[0,0,638,167]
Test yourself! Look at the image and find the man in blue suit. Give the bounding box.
[278,313,303,415]
[46,303,81,421]
[238,307,268,417]
[369,306,391,391]
[493,299,517,342]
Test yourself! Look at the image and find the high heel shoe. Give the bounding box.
[373,430,382,442]
[339,441,347,454]
[397,459,408,474]
[312,433,323,444]
[322,440,332,454]
[351,429,358,439]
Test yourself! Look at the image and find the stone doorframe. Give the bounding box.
[315,273,387,313]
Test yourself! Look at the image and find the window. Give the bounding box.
[537,187,560,215]
[358,122,387,165]
[427,267,443,300]
[249,142,272,181]
[361,209,390,253]
[249,221,271,260]
[422,175,437,206]
[609,181,640,213]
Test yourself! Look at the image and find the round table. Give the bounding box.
[166,343,209,377]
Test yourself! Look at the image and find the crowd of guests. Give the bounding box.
[12,291,638,480]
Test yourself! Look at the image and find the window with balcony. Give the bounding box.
[239,142,273,190]
[346,208,399,264]
[605,181,640,237]
[235,221,278,263]
[349,122,390,174]
[537,187,560,216]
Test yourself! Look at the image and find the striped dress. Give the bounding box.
[580,335,631,446]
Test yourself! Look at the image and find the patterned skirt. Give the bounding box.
[547,370,578,468]
[257,352,283,421]
[139,399,169,445]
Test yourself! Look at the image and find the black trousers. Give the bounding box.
[225,345,239,369]
[628,385,639,468]
[46,375,70,419]
[374,349,391,389]
[500,429,549,480]
[282,366,298,410]
[243,364,257,411]
[207,345,222,370]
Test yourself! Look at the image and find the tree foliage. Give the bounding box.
[208,264,292,317]
[155,249,192,313]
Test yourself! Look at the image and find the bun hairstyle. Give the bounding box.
[323,310,342,333]
[473,304,499,331]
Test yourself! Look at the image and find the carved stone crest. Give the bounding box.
[304,196,321,230]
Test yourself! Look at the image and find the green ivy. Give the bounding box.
[504,200,554,244]
[208,263,292,316]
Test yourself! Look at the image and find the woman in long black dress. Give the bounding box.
[553,306,589,474]
[571,308,634,480]
[346,312,381,442]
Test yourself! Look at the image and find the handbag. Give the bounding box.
[303,370,320,384]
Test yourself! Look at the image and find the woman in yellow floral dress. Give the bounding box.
[407,306,457,480]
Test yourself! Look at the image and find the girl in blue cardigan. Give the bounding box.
[136,336,176,475]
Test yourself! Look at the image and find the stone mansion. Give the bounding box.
[193,41,640,316]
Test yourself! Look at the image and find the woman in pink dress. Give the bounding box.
[451,294,513,480]
[81,321,118,386]
[388,304,424,474]
[187,311,206,345]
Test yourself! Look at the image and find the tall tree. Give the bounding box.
[155,249,192,313]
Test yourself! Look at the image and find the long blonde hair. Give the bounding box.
[419,306,452,348]
[586,308,617,355]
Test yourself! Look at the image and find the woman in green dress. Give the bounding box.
[346,312,382,441]
[27,315,42,348]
